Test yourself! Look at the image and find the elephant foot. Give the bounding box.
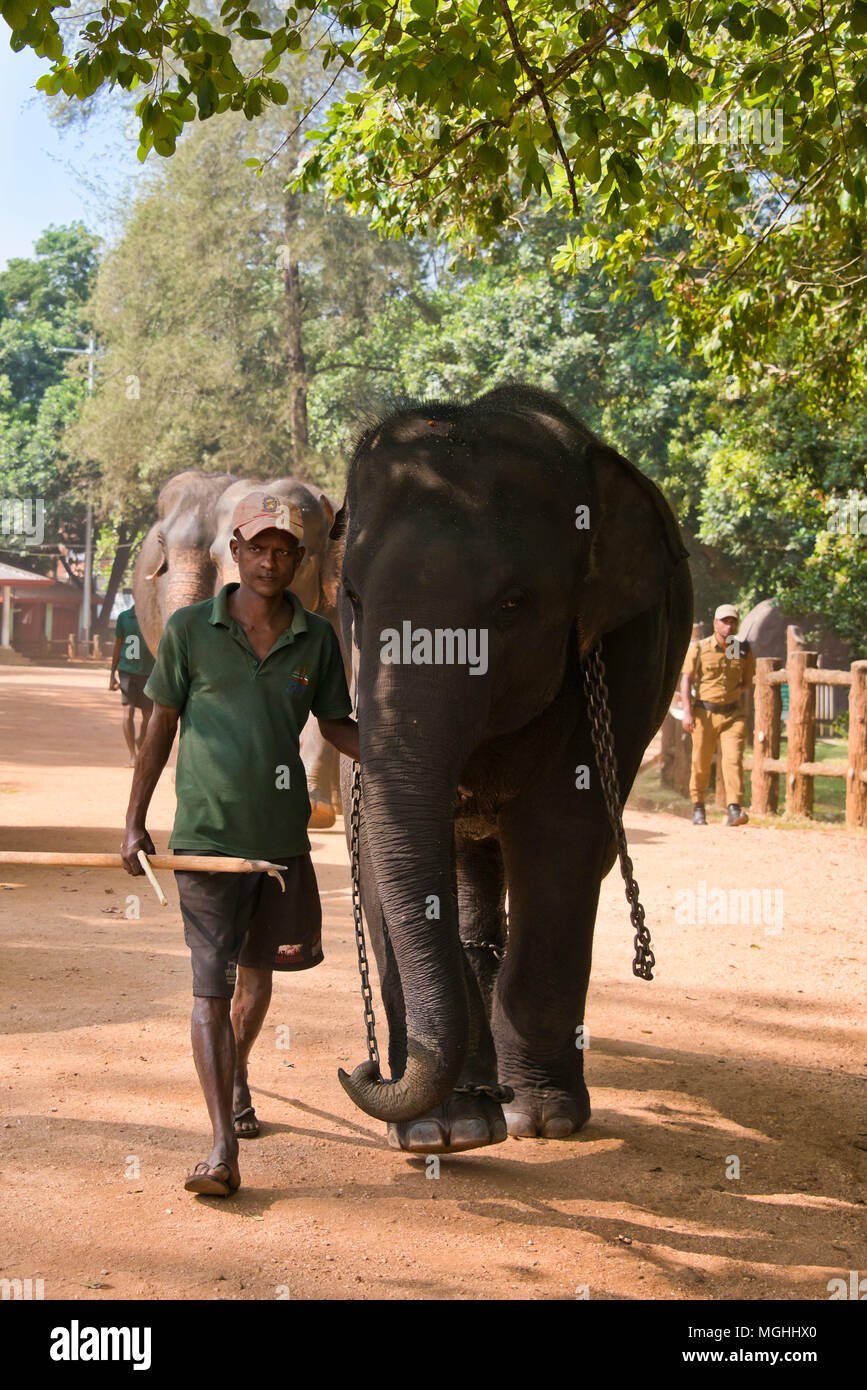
[308,799,336,830]
[387,1091,508,1154]
[502,1083,590,1140]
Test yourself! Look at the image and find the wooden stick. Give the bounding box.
[0,851,288,893]
[136,849,167,906]
[0,852,287,873]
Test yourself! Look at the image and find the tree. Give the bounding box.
[0,223,100,571]
[70,93,419,508]
[6,2,867,386]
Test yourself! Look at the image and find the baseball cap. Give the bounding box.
[231,491,304,542]
[714,603,739,621]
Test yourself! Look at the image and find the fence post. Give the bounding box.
[660,711,691,798]
[67,633,76,660]
[847,660,867,830]
[786,650,817,817]
[752,657,781,814]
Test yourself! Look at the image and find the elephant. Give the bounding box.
[739,599,852,721]
[329,384,693,1154]
[132,470,238,661]
[210,475,346,827]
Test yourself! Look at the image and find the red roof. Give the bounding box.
[0,562,54,586]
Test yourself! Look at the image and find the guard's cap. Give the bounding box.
[714,603,739,621]
[232,491,304,543]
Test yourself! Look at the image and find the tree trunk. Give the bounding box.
[94,521,133,637]
[284,189,309,471]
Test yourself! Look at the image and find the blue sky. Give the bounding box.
[0,38,147,267]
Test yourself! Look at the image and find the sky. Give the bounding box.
[0,39,147,268]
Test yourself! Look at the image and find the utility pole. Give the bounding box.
[54,336,97,642]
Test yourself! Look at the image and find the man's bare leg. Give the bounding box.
[122,706,137,765]
[190,996,240,1185]
[137,706,151,749]
[231,965,273,1134]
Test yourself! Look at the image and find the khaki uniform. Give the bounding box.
[681,636,756,804]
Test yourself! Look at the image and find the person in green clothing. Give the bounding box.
[109,591,156,766]
[120,492,359,1197]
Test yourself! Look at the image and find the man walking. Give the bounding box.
[109,592,155,766]
[681,603,755,827]
[121,492,358,1196]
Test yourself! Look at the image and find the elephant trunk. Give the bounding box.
[164,548,218,620]
[338,689,481,1123]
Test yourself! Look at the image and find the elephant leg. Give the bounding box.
[494,777,616,1140]
[301,715,339,828]
[387,833,507,1155]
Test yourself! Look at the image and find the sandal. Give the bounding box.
[233,1105,260,1139]
[184,1160,240,1196]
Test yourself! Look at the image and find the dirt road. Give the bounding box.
[1,665,865,1301]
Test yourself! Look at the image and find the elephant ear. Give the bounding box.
[319,499,347,612]
[577,444,689,656]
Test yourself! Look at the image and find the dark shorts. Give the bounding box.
[174,850,324,998]
[118,670,153,712]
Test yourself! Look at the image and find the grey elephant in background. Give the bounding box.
[132,470,238,661]
[330,384,693,1154]
[210,475,346,827]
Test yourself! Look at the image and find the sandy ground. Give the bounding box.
[0,664,865,1303]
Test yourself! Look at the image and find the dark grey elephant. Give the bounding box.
[330,385,693,1153]
[132,470,238,661]
[210,475,346,826]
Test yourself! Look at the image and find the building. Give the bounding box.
[0,561,82,657]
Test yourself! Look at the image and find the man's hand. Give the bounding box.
[109,672,119,691]
[683,712,695,734]
[121,825,155,875]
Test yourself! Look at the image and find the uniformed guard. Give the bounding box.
[680,603,756,826]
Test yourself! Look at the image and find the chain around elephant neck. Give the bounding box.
[580,641,655,981]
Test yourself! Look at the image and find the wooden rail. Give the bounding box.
[751,655,866,827]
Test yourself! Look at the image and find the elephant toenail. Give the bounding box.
[540,1115,575,1138]
[449,1117,489,1145]
[405,1122,445,1150]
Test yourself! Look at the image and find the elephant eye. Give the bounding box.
[343,585,360,606]
[500,592,524,612]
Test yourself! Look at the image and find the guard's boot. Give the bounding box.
[726,803,749,826]
[692,802,707,825]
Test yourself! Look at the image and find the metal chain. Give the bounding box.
[349,762,380,1068]
[462,939,507,961]
[580,641,656,980]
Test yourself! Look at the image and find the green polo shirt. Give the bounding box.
[115,607,154,677]
[144,585,352,859]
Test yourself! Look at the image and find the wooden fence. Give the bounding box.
[751,654,867,827]
[660,651,867,829]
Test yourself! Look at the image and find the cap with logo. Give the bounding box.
[231,491,304,542]
[714,604,739,621]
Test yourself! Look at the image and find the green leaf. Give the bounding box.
[197,75,217,118]
[410,0,437,17]
[851,1,867,35]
